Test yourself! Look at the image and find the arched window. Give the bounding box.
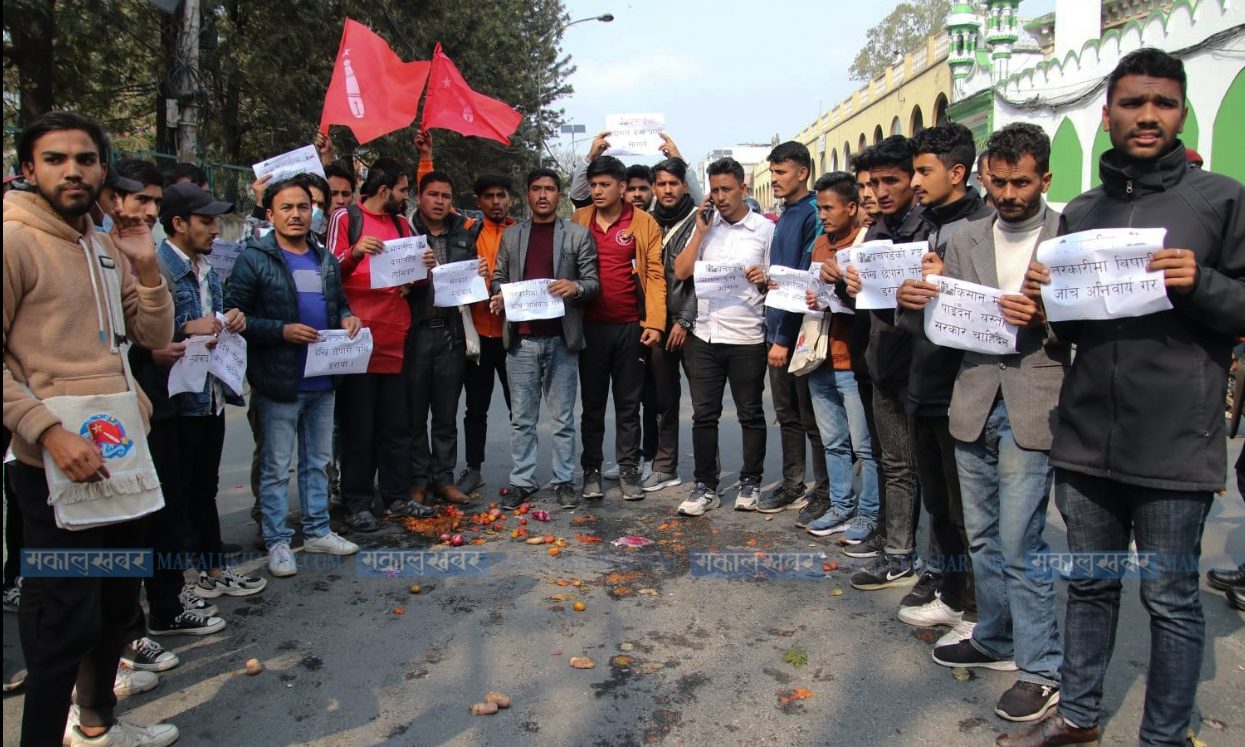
[934,93,950,125]
[910,105,925,135]
[873,125,884,144]
[890,116,903,136]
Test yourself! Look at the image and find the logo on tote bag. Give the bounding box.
[80,414,134,459]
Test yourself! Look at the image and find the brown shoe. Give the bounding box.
[996,713,1100,747]
[435,484,471,505]
[410,486,428,504]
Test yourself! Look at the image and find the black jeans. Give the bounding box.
[462,335,511,470]
[178,414,226,564]
[580,320,646,470]
[685,335,767,490]
[5,466,22,589]
[136,416,187,627]
[873,381,919,553]
[768,359,828,493]
[338,370,412,514]
[647,342,684,474]
[409,323,467,489]
[914,414,975,614]
[11,461,144,744]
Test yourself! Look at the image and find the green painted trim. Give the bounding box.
[1049,118,1083,202]
[1212,68,1245,181]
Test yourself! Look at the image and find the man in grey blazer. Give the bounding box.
[900,124,1069,724]
[489,169,599,510]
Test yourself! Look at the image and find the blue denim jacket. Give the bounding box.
[157,240,245,415]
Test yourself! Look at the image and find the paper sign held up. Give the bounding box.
[693,261,750,300]
[370,236,429,288]
[305,329,373,377]
[207,240,246,281]
[923,275,1017,355]
[604,113,666,156]
[1035,228,1171,322]
[432,260,490,307]
[252,145,326,182]
[500,279,564,322]
[842,240,925,310]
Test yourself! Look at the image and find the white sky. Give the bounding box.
[554,0,1055,166]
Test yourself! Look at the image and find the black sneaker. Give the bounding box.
[345,510,381,533]
[620,467,644,501]
[931,638,1017,671]
[385,499,438,520]
[555,483,580,509]
[756,485,808,514]
[147,610,226,637]
[851,552,917,590]
[795,491,831,528]
[581,468,604,500]
[841,528,885,558]
[995,681,1060,722]
[121,637,180,672]
[501,485,533,510]
[899,570,942,608]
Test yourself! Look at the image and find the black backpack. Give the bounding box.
[344,203,409,246]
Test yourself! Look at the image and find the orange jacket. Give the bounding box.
[570,205,667,332]
[812,227,861,371]
[471,216,516,337]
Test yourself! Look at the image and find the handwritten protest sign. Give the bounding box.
[432,260,490,307]
[370,236,429,288]
[208,323,247,397]
[167,336,213,397]
[207,240,245,281]
[807,266,854,318]
[693,261,750,300]
[923,275,1017,355]
[1035,228,1171,322]
[305,329,373,377]
[251,145,326,182]
[604,113,666,156]
[841,240,925,310]
[764,265,815,314]
[500,279,564,321]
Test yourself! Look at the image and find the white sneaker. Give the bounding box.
[66,716,179,747]
[267,542,297,577]
[897,597,964,628]
[302,531,359,556]
[195,568,266,598]
[72,667,158,703]
[936,619,977,647]
[677,483,720,517]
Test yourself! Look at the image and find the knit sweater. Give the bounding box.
[3,191,174,466]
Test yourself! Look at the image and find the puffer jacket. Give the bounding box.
[1051,142,1245,491]
[223,231,353,403]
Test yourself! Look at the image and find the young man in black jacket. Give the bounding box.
[1002,48,1245,747]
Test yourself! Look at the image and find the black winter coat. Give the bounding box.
[224,232,353,403]
[1051,142,1245,491]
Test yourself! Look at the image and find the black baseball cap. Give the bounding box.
[104,167,143,194]
[159,182,234,222]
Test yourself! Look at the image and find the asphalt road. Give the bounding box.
[4,385,1243,747]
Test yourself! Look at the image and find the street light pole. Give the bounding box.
[536,13,613,168]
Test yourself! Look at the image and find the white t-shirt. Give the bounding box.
[692,210,774,345]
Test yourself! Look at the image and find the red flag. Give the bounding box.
[320,19,430,144]
[422,43,522,145]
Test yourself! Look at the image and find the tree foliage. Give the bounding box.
[848,0,951,83]
[3,0,573,207]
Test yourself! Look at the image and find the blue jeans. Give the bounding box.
[254,390,334,547]
[808,367,879,521]
[1054,469,1211,746]
[955,399,1061,685]
[507,336,578,489]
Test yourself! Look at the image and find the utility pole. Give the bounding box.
[175,0,201,163]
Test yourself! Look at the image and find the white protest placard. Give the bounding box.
[807,266,854,318]
[923,275,1018,355]
[432,259,490,307]
[842,240,925,309]
[370,235,429,288]
[167,336,213,396]
[207,239,245,281]
[207,322,247,397]
[1035,228,1171,322]
[305,328,373,377]
[500,279,564,321]
[693,261,750,300]
[251,144,326,182]
[604,113,666,156]
[764,265,815,314]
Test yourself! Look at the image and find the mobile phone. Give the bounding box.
[700,203,716,224]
